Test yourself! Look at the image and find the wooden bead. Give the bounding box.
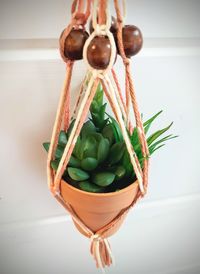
[89,16,118,34]
[87,36,111,70]
[122,25,143,57]
[63,29,89,60]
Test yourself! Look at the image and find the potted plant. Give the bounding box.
[43,83,177,236]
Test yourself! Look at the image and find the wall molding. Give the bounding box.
[0,38,200,61]
[1,193,199,232]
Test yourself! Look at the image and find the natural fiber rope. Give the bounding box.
[71,71,91,120]
[47,60,74,188]
[47,0,150,270]
[114,0,149,192]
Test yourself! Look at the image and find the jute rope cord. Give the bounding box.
[47,0,150,270]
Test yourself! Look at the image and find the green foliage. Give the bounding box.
[43,85,177,193]
[58,130,68,146]
[68,155,81,168]
[97,138,110,163]
[92,172,115,186]
[90,84,108,130]
[108,142,125,165]
[106,112,123,142]
[79,181,104,193]
[67,167,89,181]
[102,124,115,144]
[143,110,163,134]
[81,157,98,171]
[43,142,50,152]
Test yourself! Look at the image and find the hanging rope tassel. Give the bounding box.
[90,235,115,271]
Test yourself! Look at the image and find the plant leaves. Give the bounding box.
[90,132,103,142]
[50,159,60,171]
[109,165,126,180]
[108,142,125,165]
[67,167,89,181]
[143,110,163,134]
[92,172,115,186]
[149,134,178,154]
[149,144,165,155]
[91,112,107,130]
[106,113,123,142]
[97,138,110,163]
[82,136,97,159]
[55,144,64,159]
[122,151,133,177]
[81,120,96,138]
[79,181,104,193]
[130,127,140,148]
[72,136,82,160]
[102,124,115,144]
[81,157,98,171]
[68,155,81,168]
[147,122,173,146]
[90,84,106,129]
[58,131,68,146]
[91,83,103,108]
[43,142,50,152]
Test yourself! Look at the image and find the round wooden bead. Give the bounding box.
[89,16,118,34]
[87,36,111,70]
[63,29,89,60]
[122,25,143,57]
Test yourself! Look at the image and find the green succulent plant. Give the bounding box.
[43,84,177,193]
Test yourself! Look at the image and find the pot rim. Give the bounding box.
[61,179,138,197]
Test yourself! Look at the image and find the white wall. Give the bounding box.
[0,0,200,273]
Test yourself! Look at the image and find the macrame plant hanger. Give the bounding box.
[47,0,149,270]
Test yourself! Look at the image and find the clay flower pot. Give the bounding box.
[61,179,139,237]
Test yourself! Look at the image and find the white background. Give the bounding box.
[0,0,200,273]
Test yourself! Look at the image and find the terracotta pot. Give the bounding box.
[60,179,139,237]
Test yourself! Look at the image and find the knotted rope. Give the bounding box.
[47,0,149,271]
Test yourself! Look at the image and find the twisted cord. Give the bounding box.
[54,76,99,191]
[114,0,149,193]
[47,61,74,188]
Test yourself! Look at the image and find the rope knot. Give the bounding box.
[91,69,105,79]
[117,17,123,24]
[94,24,107,36]
[90,233,102,242]
[72,12,87,27]
[124,58,130,66]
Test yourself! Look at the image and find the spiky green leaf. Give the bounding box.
[43,142,50,152]
[147,122,173,146]
[143,110,163,134]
